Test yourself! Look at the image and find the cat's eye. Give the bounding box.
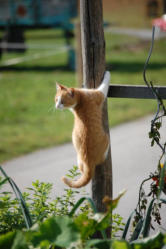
[68,90,74,98]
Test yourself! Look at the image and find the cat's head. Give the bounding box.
[55,83,76,109]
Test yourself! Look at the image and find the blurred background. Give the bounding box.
[0,0,166,163]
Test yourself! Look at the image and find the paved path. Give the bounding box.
[2,115,166,230]
[107,27,166,40]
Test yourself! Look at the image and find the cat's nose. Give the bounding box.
[55,96,64,109]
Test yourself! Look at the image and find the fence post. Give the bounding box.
[79,0,113,219]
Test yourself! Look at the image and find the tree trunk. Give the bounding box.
[79,0,113,215]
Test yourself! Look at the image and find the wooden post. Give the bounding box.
[75,0,83,87]
[75,20,83,87]
[163,0,166,13]
[80,0,113,214]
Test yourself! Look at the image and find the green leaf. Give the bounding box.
[85,239,112,249]
[155,122,161,129]
[0,166,32,229]
[0,231,28,249]
[74,213,97,240]
[30,216,80,248]
[122,211,135,239]
[131,232,164,249]
[112,189,126,210]
[142,199,155,238]
[0,231,16,249]
[69,197,97,217]
[160,198,166,204]
[151,139,155,147]
[103,189,126,211]
[0,177,8,187]
[164,233,166,245]
[112,239,131,249]
[11,231,29,249]
[93,213,110,232]
[130,218,144,242]
[149,131,153,138]
[72,198,108,240]
[0,200,7,208]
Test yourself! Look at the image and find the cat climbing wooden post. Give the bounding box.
[79,0,113,214]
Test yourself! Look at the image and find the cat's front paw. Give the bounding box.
[104,71,111,83]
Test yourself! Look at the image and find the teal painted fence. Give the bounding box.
[0,0,77,28]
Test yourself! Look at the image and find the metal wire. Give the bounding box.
[0,42,71,50]
[0,46,69,67]
[143,26,166,154]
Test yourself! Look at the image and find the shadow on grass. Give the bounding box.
[0,65,70,72]
[0,61,166,73]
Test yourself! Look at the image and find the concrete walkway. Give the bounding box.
[2,115,166,230]
[107,27,166,40]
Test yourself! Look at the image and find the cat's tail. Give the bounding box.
[61,166,93,188]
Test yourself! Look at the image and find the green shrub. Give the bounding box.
[0,166,124,239]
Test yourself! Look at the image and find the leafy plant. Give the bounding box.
[0,166,82,233]
[0,165,166,248]
[0,188,127,249]
[0,165,125,241]
[0,202,166,249]
[0,175,28,233]
[122,26,166,241]
[112,213,125,238]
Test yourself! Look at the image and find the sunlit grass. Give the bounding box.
[0,29,166,162]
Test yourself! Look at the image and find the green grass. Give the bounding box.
[103,0,163,28]
[0,29,166,162]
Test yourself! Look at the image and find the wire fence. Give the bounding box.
[0,44,71,66]
[0,42,71,50]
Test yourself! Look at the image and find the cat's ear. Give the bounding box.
[68,88,74,98]
[56,82,61,91]
[56,82,66,91]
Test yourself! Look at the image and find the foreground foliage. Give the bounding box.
[0,203,166,249]
[1,165,166,249]
[0,166,124,237]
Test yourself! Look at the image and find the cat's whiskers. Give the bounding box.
[48,105,56,113]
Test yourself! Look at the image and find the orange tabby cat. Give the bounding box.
[55,71,110,188]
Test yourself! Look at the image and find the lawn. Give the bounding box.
[103,0,163,28]
[0,28,166,162]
